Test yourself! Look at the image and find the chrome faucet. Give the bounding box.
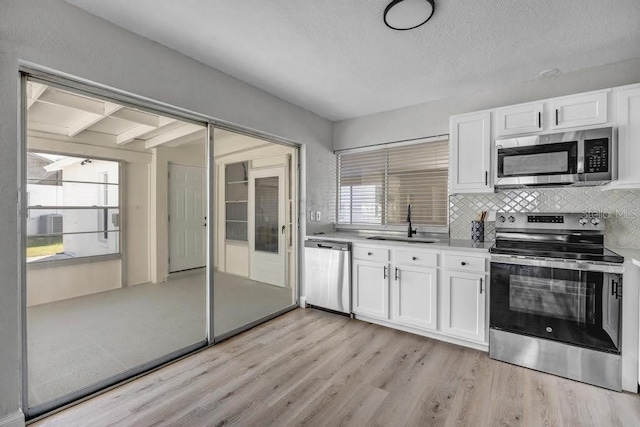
[407,204,417,238]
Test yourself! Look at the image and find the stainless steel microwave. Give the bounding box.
[494,127,615,188]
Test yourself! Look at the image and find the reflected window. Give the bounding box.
[26,151,120,263]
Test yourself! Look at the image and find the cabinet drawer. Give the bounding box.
[353,246,389,262]
[442,253,486,272]
[394,250,438,267]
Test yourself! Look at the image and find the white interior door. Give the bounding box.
[249,167,286,287]
[169,163,206,272]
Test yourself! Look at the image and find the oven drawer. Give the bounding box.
[443,253,486,272]
[394,250,438,267]
[353,246,389,263]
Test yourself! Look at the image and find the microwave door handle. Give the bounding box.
[577,139,585,175]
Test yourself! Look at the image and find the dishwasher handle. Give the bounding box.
[304,239,351,251]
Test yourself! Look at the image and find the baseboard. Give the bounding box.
[0,411,25,427]
[354,314,489,352]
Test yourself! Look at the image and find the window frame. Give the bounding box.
[335,136,449,234]
[25,150,123,269]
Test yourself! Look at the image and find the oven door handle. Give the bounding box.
[490,254,624,274]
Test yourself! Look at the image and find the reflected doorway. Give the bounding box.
[214,129,298,338]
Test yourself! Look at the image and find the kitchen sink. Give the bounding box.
[366,236,439,244]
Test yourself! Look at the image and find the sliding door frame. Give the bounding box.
[18,63,303,421]
[18,69,212,421]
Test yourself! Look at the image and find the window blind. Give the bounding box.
[337,139,448,228]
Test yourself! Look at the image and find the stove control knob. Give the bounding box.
[498,215,506,223]
[578,217,588,226]
[591,217,601,226]
[508,216,515,223]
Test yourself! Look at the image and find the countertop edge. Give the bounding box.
[306,233,492,253]
[611,248,640,269]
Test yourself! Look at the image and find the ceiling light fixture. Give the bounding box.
[384,0,435,31]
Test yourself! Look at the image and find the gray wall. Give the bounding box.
[0,0,333,419]
[333,57,640,150]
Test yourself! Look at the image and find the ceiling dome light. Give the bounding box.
[384,0,435,31]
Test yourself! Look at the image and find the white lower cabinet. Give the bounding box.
[440,270,486,343]
[351,244,489,349]
[352,259,389,320]
[391,265,437,331]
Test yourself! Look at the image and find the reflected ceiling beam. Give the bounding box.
[67,102,123,137]
[111,108,160,127]
[28,122,70,136]
[116,124,156,145]
[164,128,206,147]
[116,117,176,145]
[38,89,105,115]
[27,83,47,109]
[145,123,203,149]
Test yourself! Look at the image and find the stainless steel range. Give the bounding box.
[489,212,624,390]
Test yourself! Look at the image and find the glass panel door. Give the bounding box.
[249,168,286,288]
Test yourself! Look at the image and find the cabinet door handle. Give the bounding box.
[480,278,484,294]
[485,171,488,186]
[412,256,418,261]
[383,266,387,279]
[538,111,542,128]
[395,267,399,281]
[555,109,559,126]
[461,261,467,266]
[368,252,373,256]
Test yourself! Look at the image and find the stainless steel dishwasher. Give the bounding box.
[304,239,351,315]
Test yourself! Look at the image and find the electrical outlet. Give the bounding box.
[316,211,321,222]
[309,211,315,222]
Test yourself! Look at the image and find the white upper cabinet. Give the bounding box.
[495,102,544,137]
[449,112,492,194]
[550,90,609,130]
[612,84,640,188]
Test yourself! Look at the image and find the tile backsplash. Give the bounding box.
[450,188,640,248]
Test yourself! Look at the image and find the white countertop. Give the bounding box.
[306,231,493,253]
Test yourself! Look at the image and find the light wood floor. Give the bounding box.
[35,308,640,426]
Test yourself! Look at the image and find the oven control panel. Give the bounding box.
[496,212,605,231]
[527,215,564,223]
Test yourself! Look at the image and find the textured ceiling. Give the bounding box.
[66,0,640,121]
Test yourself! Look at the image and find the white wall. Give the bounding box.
[27,260,122,307]
[0,2,332,418]
[333,57,640,150]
